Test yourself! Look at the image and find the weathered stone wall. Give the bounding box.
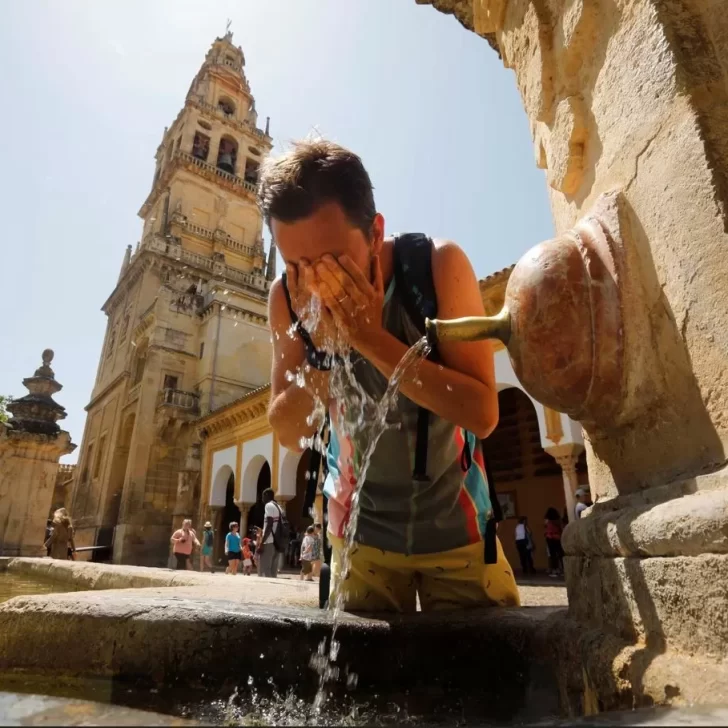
[417,0,728,707]
[418,0,728,497]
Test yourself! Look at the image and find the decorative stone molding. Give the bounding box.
[197,384,271,439]
[543,406,564,445]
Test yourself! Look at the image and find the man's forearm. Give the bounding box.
[357,329,497,438]
[269,369,330,451]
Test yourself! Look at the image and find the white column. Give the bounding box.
[545,443,585,523]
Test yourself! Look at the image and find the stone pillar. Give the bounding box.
[237,503,252,539]
[0,350,76,556]
[545,443,584,524]
[417,0,728,708]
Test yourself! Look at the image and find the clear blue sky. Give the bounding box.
[0,0,553,462]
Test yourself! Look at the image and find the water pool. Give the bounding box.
[0,571,82,604]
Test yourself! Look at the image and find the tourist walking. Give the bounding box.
[170,518,199,571]
[225,522,242,575]
[44,519,53,557]
[242,537,253,575]
[257,488,287,578]
[300,525,315,581]
[574,488,592,520]
[200,521,215,573]
[514,516,535,575]
[46,508,75,561]
[544,507,564,577]
[311,522,323,577]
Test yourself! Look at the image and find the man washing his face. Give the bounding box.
[261,139,519,613]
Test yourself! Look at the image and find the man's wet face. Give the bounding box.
[272,202,372,279]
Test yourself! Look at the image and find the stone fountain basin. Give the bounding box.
[0,587,566,724]
[1,557,727,725]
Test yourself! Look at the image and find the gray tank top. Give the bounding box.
[323,278,492,555]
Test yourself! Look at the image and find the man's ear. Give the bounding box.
[371,213,385,254]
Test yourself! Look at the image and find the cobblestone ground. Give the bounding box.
[157,569,568,609]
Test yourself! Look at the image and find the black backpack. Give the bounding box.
[272,501,291,554]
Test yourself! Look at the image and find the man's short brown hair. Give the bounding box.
[258,139,376,238]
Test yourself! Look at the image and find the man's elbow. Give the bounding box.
[268,403,304,453]
[470,399,499,439]
[471,418,497,440]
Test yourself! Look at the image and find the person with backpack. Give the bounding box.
[261,139,519,613]
[258,487,289,578]
[200,521,215,573]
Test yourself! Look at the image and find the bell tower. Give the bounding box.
[70,32,274,566]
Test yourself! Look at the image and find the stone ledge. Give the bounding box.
[2,581,727,721]
[563,486,728,558]
[0,557,307,593]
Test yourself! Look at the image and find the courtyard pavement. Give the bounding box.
[148,567,569,609]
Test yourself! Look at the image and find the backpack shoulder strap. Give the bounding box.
[393,233,438,349]
[392,234,439,482]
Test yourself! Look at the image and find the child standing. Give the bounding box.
[300,525,315,581]
[225,522,242,575]
[242,537,253,575]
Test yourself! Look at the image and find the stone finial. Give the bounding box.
[266,239,277,281]
[265,116,270,136]
[7,350,67,436]
[118,245,132,282]
[34,349,55,379]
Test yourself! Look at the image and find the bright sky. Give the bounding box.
[0,0,553,462]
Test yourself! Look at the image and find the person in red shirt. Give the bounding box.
[242,538,253,576]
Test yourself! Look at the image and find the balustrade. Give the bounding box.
[159,388,200,411]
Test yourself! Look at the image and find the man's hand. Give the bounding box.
[310,253,385,351]
[286,260,338,352]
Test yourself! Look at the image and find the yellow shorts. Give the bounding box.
[329,534,520,613]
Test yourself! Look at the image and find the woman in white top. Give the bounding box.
[514,516,535,575]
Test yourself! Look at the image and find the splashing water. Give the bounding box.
[281,295,432,715]
[313,351,431,712]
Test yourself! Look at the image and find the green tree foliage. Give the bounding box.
[0,395,12,423]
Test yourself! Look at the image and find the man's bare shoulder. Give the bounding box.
[268,277,290,319]
[430,239,474,279]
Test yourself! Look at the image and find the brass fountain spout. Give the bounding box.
[425,308,512,347]
[422,192,626,426]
